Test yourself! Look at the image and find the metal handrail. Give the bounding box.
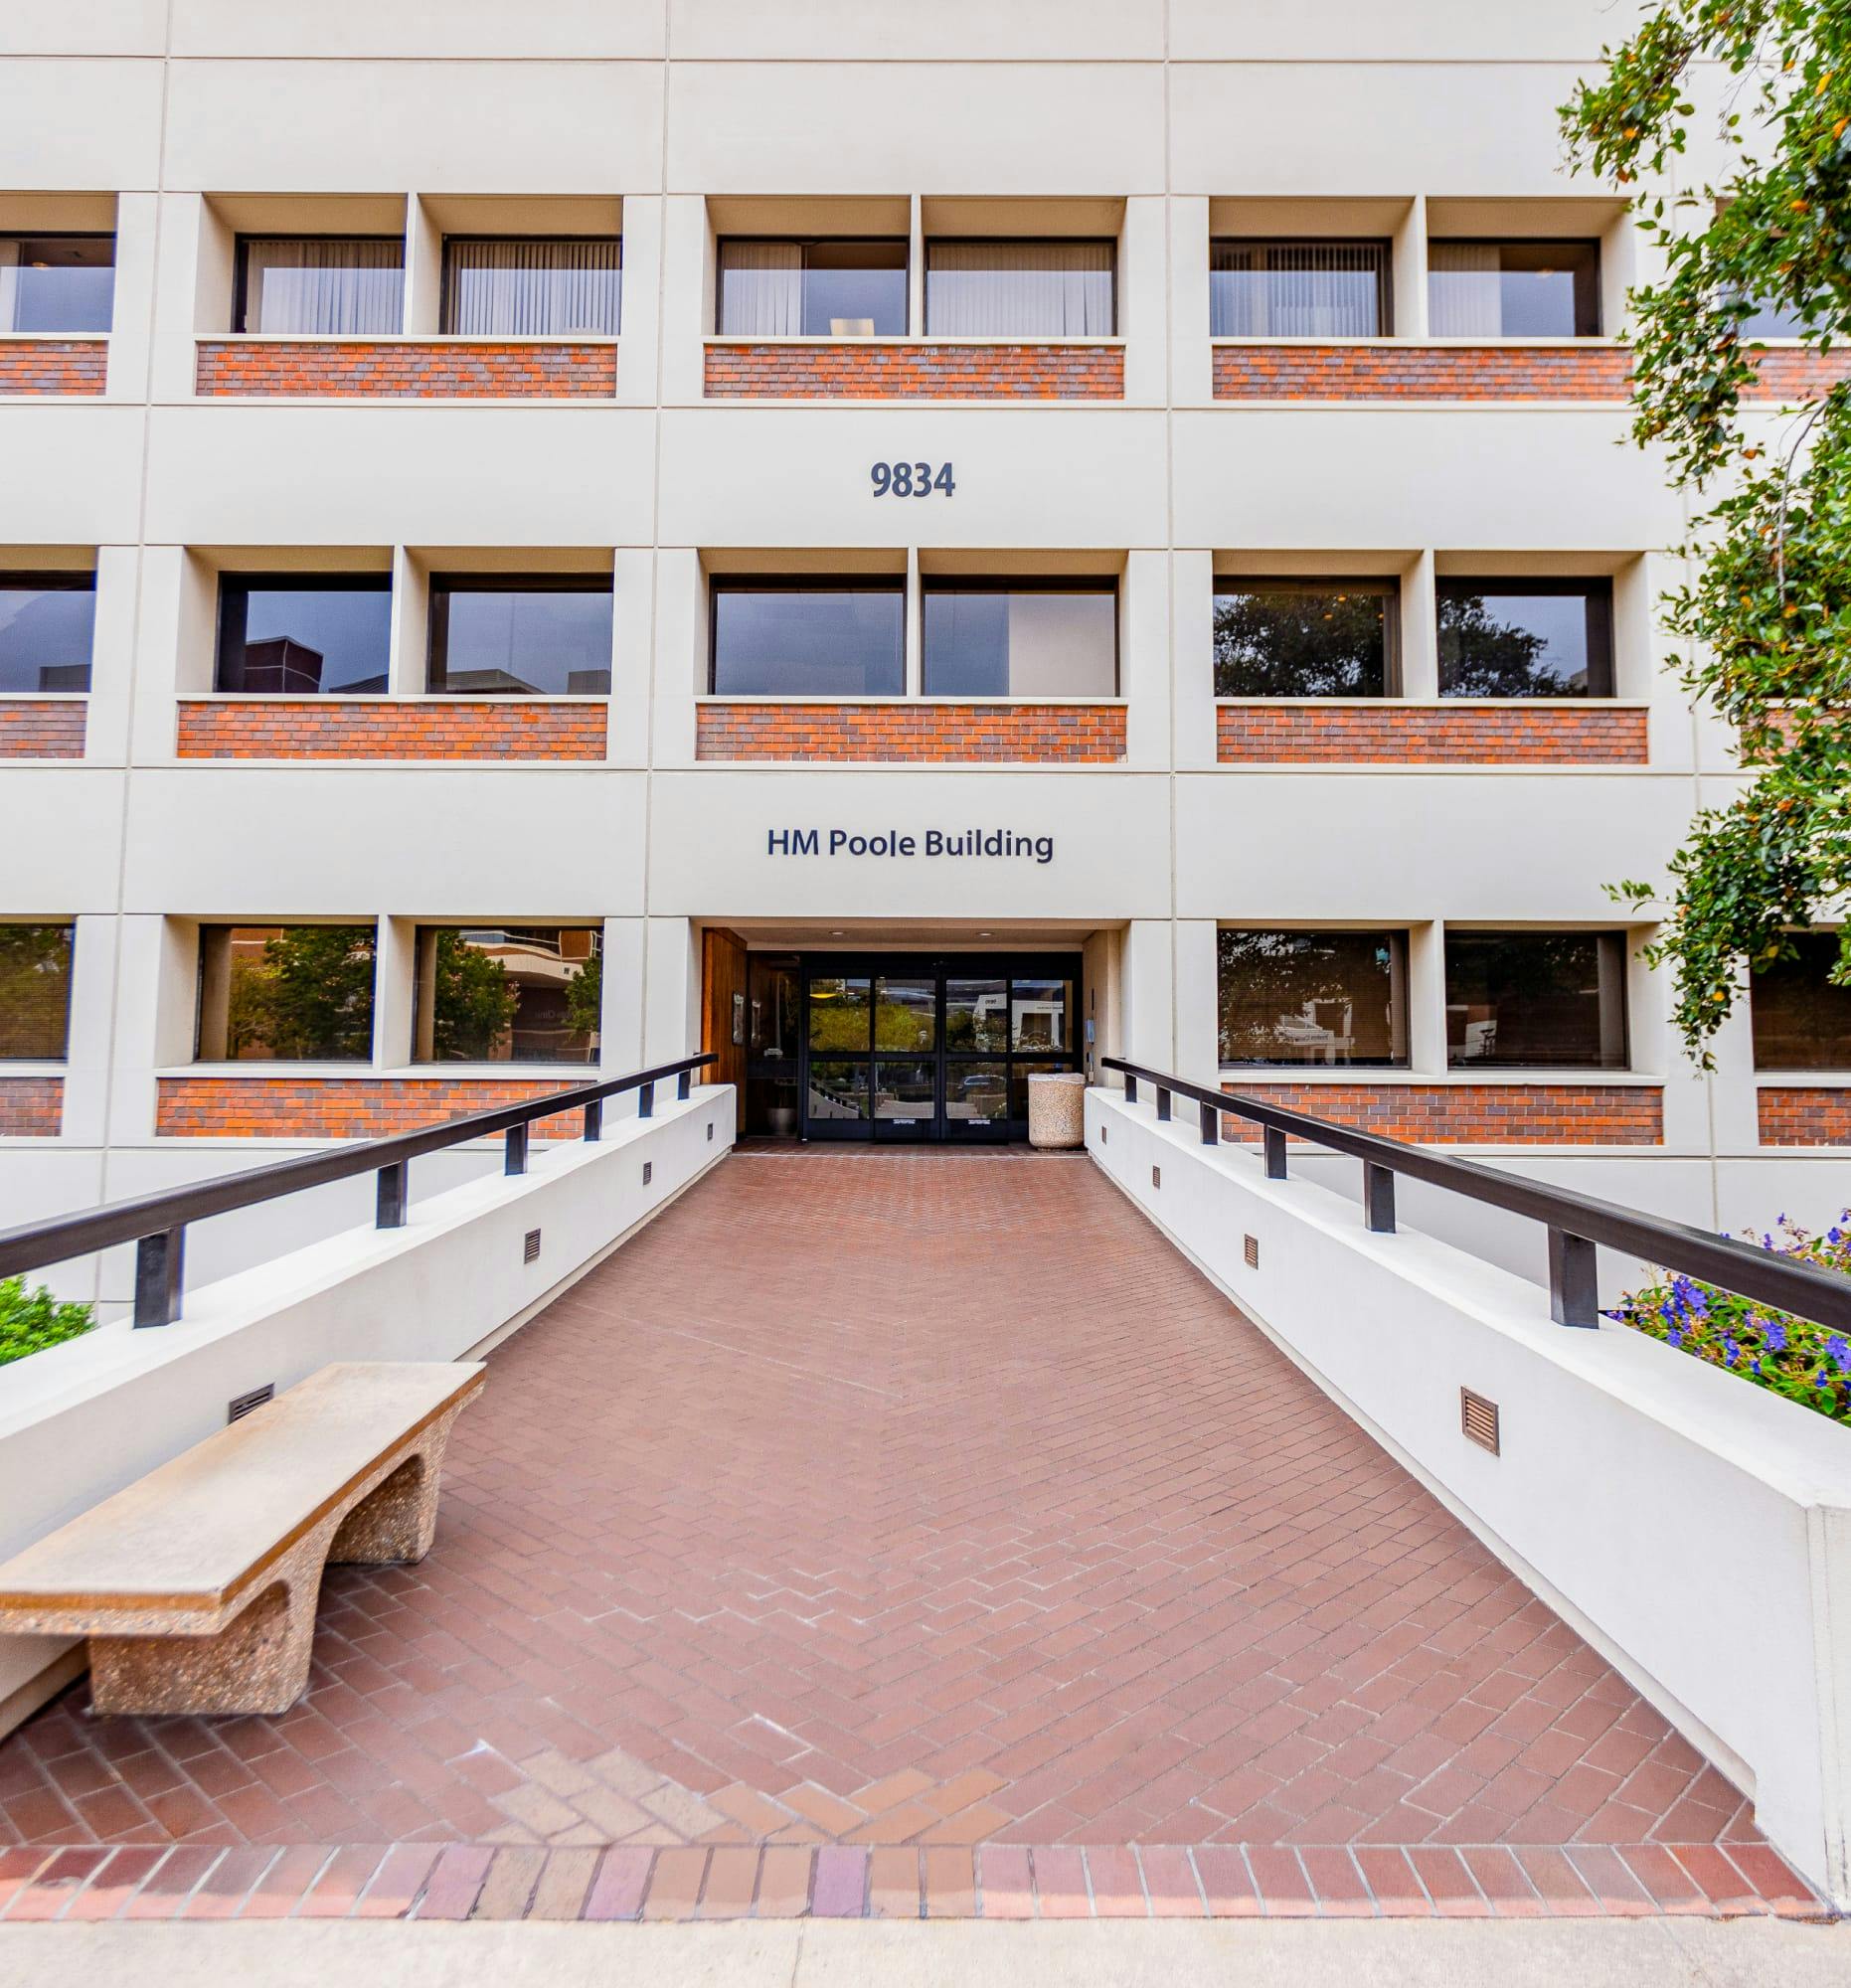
[1101,1056,1851,1333]
[0,1052,718,1329]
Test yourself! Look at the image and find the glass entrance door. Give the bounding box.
[799,954,1081,1143]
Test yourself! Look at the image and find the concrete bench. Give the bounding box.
[0,1361,484,1717]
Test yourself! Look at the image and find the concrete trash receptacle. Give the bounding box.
[1027,1071,1088,1150]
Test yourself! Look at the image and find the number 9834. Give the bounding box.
[870,461,955,498]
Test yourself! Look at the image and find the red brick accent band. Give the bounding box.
[0,1077,63,1137]
[1211,342,1851,403]
[1221,1081,1664,1145]
[0,339,107,397]
[0,701,85,758]
[1216,703,1648,764]
[175,699,607,761]
[1758,1087,1851,1146]
[155,1077,592,1140]
[705,341,1124,400]
[194,340,616,399]
[696,701,1127,762]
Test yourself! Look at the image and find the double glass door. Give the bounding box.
[802,954,1081,1143]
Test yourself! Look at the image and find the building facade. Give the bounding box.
[3,0,1849,1300]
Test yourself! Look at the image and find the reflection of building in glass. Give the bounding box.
[413,926,601,1065]
[241,637,324,694]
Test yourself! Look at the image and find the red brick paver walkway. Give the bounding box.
[0,1151,1813,1922]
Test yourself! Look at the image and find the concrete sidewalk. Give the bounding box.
[1,1919,1847,1988]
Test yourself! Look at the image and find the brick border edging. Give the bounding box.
[0,1077,64,1137]
[194,340,617,400]
[705,341,1124,401]
[1222,1083,1665,1147]
[0,702,86,759]
[1758,1087,1851,1147]
[174,698,608,762]
[0,1840,1824,1923]
[1215,704,1648,765]
[696,701,1127,763]
[0,340,108,397]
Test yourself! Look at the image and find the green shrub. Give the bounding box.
[0,1276,96,1369]
[1607,1213,1851,1428]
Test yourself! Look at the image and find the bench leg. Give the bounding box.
[327,1410,464,1568]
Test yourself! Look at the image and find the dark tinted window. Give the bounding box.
[922,581,1117,697]
[0,924,75,1061]
[1437,580,1613,697]
[428,578,612,695]
[216,576,393,695]
[414,926,601,1065]
[4,236,114,333]
[1445,931,1628,1070]
[1429,241,1599,337]
[1751,933,1851,1071]
[440,238,620,335]
[1213,580,1397,697]
[1217,929,1408,1067]
[1210,241,1389,337]
[717,240,908,336]
[0,574,94,693]
[196,924,376,1062]
[711,581,906,696]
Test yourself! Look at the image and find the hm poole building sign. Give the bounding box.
[767,826,1055,866]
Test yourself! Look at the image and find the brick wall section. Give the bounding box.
[1216,703,1648,764]
[194,340,616,399]
[1220,1081,1665,1145]
[155,1077,591,1140]
[1758,1087,1851,1146]
[0,339,107,396]
[0,1077,63,1137]
[1211,343,1851,402]
[175,699,607,761]
[696,701,1127,762]
[0,702,85,758]
[705,341,1124,400]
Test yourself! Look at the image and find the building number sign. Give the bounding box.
[870,461,955,498]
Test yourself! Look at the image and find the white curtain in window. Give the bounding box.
[1428,243,1503,337]
[718,242,802,334]
[926,241,1113,336]
[1209,244,1384,337]
[244,239,404,335]
[0,240,17,333]
[443,239,621,335]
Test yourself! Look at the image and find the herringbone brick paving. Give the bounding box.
[0,1150,1795,1920]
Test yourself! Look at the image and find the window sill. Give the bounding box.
[174,692,611,705]
[1212,696,1645,709]
[0,1063,68,1077]
[1221,1068,1661,1085]
[1754,1073,1851,1084]
[0,691,87,702]
[704,334,1123,348]
[197,332,617,346]
[1208,335,1621,349]
[165,1064,597,1081]
[0,330,110,342]
[697,694,1124,707]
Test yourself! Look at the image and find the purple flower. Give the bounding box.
[1764,1320,1789,1354]
[1828,1336,1851,1375]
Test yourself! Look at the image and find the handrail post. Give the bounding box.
[677,1068,691,1100]
[1549,1229,1599,1328]
[584,1097,602,1143]
[376,1161,407,1230]
[1200,1098,1219,1146]
[638,1080,655,1120]
[1122,1072,1137,1104]
[1155,1085,1171,1123]
[1365,1162,1396,1235]
[505,1122,528,1178]
[1262,1126,1288,1180]
[133,1227,185,1328]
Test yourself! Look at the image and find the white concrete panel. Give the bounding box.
[1173,769,1693,922]
[658,408,1167,550]
[0,772,127,915]
[162,61,667,194]
[0,1,165,56]
[646,770,1171,920]
[0,60,164,187]
[1170,0,1645,61]
[0,409,146,545]
[142,407,658,548]
[170,0,667,59]
[669,0,1160,61]
[1171,408,1683,552]
[120,767,649,917]
[667,65,1165,195]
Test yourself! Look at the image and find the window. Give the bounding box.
[1212,580,1398,697]
[1210,241,1389,338]
[0,574,95,694]
[1429,241,1600,337]
[710,579,906,696]
[428,577,612,696]
[234,238,404,335]
[215,576,393,695]
[925,241,1113,336]
[1217,929,1408,1067]
[413,926,601,1065]
[1751,933,1851,1071]
[440,238,621,336]
[716,239,907,336]
[922,580,1117,697]
[0,236,114,334]
[1733,295,1808,340]
[195,924,376,1063]
[1436,580,1613,698]
[1445,931,1628,1070]
[0,924,74,1061]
